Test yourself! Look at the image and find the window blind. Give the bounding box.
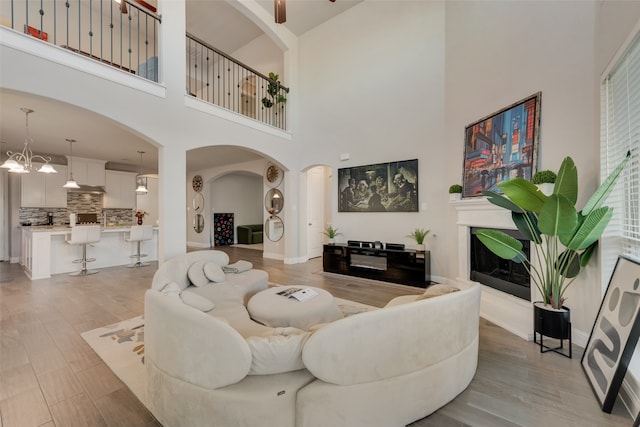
[600,29,640,289]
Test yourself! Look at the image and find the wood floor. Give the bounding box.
[0,246,634,427]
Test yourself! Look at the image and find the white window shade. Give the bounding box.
[600,29,640,289]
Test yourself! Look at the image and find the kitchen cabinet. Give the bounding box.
[68,157,106,186]
[21,164,68,207]
[104,170,136,208]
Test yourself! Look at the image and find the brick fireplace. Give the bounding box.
[455,198,537,341]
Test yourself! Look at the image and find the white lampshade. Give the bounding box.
[63,179,80,189]
[38,163,57,173]
[136,184,148,194]
[1,159,20,170]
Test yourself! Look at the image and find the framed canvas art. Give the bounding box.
[462,92,541,198]
[338,159,418,212]
[582,255,640,413]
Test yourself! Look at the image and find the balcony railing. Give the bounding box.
[186,33,289,130]
[2,2,289,130]
[1,0,160,80]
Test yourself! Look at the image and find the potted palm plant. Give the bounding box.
[449,184,463,201]
[407,227,430,252]
[323,225,342,244]
[475,152,630,354]
[532,169,557,196]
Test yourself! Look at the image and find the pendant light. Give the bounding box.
[274,0,286,24]
[62,139,80,189]
[1,108,57,174]
[135,150,148,194]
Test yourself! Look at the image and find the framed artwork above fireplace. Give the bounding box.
[462,92,541,198]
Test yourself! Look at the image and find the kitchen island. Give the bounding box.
[21,225,159,280]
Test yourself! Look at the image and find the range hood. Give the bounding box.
[66,185,107,194]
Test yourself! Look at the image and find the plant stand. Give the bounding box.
[533,302,572,358]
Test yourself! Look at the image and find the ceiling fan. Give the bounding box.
[275,0,336,24]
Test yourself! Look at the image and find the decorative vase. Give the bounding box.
[416,243,426,252]
[449,193,462,201]
[537,183,554,196]
[328,238,335,245]
[137,217,143,225]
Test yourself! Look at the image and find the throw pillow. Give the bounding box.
[180,289,215,312]
[203,262,226,283]
[246,330,311,375]
[187,260,209,287]
[415,284,460,300]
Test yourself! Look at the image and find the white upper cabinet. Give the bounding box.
[67,157,106,186]
[104,170,136,208]
[21,164,68,208]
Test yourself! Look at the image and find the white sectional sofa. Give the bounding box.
[144,250,481,427]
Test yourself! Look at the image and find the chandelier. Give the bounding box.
[1,108,57,174]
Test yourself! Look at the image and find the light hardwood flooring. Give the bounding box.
[0,247,634,427]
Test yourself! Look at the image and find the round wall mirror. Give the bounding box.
[194,213,205,233]
[265,188,284,214]
[192,193,204,213]
[265,216,284,242]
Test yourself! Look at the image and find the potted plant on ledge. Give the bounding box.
[407,227,430,252]
[532,169,557,196]
[475,152,630,357]
[323,225,342,244]
[449,184,463,201]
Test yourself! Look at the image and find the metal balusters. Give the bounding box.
[4,0,160,81]
[185,33,289,130]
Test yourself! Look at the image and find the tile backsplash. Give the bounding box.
[19,193,135,225]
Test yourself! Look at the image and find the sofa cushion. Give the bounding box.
[187,260,209,287]
[246,328,312,375]
[415,284,459,300]
[180,289,215,312]
[204,262,226,283]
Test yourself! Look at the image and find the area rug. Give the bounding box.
[81,296,375,410]
[80,315,147,406]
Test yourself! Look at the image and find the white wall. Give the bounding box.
[297,0,447,271]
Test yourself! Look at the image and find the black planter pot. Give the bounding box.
[533,302,572,358]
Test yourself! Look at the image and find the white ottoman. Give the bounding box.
[247,286,344,330]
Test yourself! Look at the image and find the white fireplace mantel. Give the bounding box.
[453,198,535,341]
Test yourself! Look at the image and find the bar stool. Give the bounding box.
[126,225,153,267]
[65,225,101,276]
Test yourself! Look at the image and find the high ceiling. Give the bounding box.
[0,0,362,173]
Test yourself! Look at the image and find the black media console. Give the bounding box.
[323,242,430,288]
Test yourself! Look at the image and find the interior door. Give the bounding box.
[307,167,324,259]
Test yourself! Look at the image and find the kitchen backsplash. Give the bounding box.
[19,193,136,225]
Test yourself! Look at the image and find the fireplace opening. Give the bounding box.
[469,227,531,300]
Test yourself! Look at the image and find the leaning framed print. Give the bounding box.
[462,92,541,198]
[581,255,640,413]
[338,159,418,212]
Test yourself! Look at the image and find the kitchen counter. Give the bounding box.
[21,225,159,280]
